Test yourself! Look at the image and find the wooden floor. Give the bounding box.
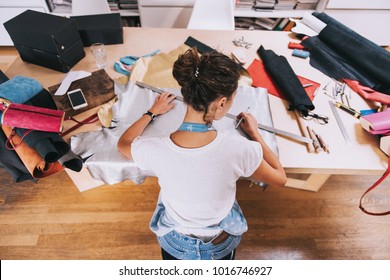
[1,168,389,260]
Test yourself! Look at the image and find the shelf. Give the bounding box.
[51,7,139,18]
[1,0,45,7]
[114,10,140,17]
[48,0,140,17]
[51,5,71,16]
[234,9,316,18]
[234,0,327,18]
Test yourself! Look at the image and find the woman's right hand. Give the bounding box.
[148,92,176,116]
[237,112,262,140]
[238,112,287,187]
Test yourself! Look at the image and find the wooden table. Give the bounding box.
[4,27,388,191]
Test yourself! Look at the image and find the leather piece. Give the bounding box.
[2,125,64,178]
[48,69,116,118]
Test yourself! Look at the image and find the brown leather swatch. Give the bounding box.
[48,69,116,118]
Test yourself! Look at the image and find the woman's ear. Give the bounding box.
[217,97,227,110]
[208,97,229,121]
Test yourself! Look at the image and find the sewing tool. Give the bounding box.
[322,81,336,99]
[136,81,313,144]
[313,130,330,153]
[339,83,349,106]
[294,110,314,153]
[328,100,351,145]
[307,126,323,153]
[322,81,330,91]
[232,36,253,49]
[235,106,250,129]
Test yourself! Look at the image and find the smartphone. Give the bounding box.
[67,88,88,110]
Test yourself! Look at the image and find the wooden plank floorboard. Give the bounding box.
[1,167,390,260]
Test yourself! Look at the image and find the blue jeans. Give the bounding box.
[157,230,242,260]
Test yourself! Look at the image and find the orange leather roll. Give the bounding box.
[2,125,64,178]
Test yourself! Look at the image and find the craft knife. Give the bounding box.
[136,81,313,144]
[328,100,351,145]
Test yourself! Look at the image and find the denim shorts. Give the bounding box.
[157,230,242,260]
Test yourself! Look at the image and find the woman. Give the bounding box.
[117,48,286,260]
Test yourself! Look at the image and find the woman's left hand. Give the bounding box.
[148,92,176,115]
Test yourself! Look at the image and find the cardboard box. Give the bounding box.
[4,9,85,72]
[70,13,124,47]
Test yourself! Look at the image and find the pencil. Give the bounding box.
[235,106,250,129]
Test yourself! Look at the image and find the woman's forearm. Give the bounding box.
[117,92,176,159]
[117,114,152,159]
[251,133,285,177]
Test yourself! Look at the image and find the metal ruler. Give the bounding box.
[328,100,351,145]
[136,81,313,144]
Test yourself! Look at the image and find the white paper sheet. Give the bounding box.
[54,71,91,96]
[290,12,327,36]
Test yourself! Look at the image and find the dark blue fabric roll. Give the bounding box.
[301,36,378,89]
[303,12,390,94]
[257,45,314,116]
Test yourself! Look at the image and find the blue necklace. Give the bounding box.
[177,122,216,132]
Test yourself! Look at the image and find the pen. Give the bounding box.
[335,101,361,119]
[236,106,250,129]
[302,83,313,88]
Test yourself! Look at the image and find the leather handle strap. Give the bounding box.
[359,156,390,216]
[5,128,33,150]
[60,113,99,137]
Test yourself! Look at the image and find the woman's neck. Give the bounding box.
[170,106,217,148]
[183,106,208,124]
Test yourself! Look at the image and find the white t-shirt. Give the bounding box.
[131,131,263,237]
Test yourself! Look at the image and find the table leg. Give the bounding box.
[285,173,331,192]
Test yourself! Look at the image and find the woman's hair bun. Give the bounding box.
[172,48,201,88]
[172,47,241,114]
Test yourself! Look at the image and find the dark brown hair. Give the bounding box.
[172,48,240,116]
